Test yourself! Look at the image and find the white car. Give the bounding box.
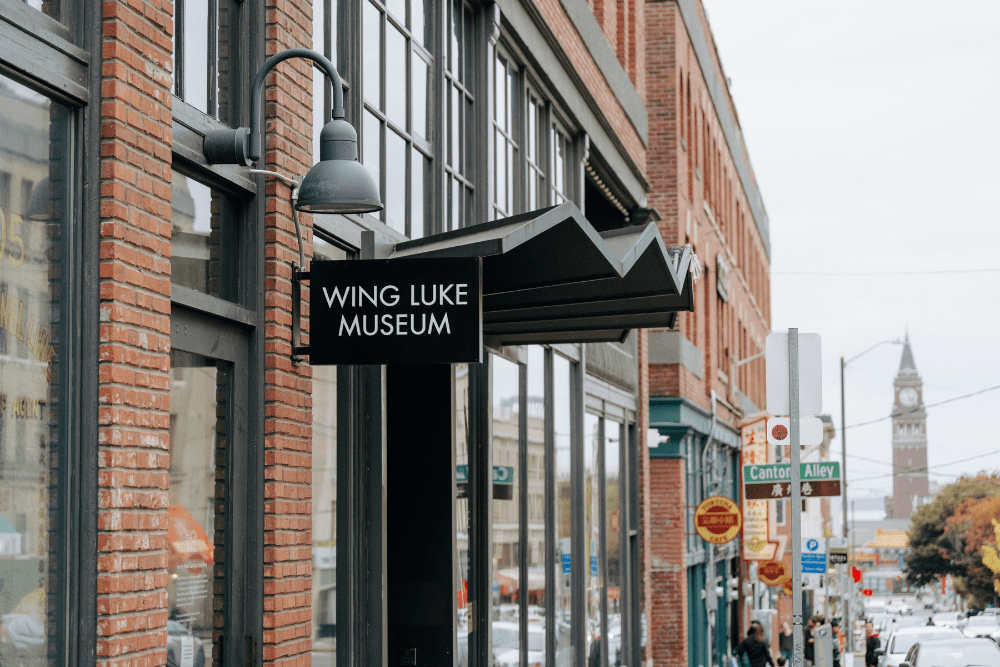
[931,611,966,629]
[964,615,1000,638]
[493,622,545,667]
[875,626,962,667]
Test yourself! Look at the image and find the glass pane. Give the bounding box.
[449,86,459,168]
[449,0,459,76]
[455,364,470,667]
[310,322,341,667]
[216,0,238,125]
[312,0,338,162]
[385,130,406,234]
[171,176,238,302]
[494,130,506,214]
[412,0,429,47]
[168,352,229,667]
[412,53,429,140]
[411,148,426,239]
[386,0,405,24]
[363,111,382,209]
[553,355,572,667]
[0,76,70,666]
[386,25,407,130]
[605,422,622,667]
[450,176,460,232]
[182,0,210,113]
[24,0,60,21]
[583,413,600,667]
[363,1,381,108]
[494,55,506,134]
[526,348,546,631]
[492,356,521,666]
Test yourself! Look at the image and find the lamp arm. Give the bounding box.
[204,48,345,166]
[247,48,345,163]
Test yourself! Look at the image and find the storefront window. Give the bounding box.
[583,413,600,665]
[604,421,622,667]
[0,74,72,666]
[310,238,346,667]
[168,351,229,667]
[455,363,471,667]
[553,355,572,667]
[525,347,545,625]
[172,0,242,124]
[171,175,241,303]
[492,356,521,662]
[491,52,517,220]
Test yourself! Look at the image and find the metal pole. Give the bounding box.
[840,357,850,652]
[789,329,804,667]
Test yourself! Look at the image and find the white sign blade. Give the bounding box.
[767,416,825,447]
[765,332,822,416]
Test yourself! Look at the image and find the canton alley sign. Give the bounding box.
[309,257,483,365]
[743,462,842,500]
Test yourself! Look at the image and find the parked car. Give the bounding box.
[875,626,962,667]
[901,638,1000,667]
[166,620,206,667]
[931,611,967,629]
[493,622,545,667]
[965,615,1000,638]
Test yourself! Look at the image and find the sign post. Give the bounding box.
[767,329,822,667]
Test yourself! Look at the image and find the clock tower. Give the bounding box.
[888,333,929,519]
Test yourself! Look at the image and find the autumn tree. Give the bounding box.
[946,493,1000,607]
[905,474,1000,591]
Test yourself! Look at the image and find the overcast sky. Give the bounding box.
[701,1,1000,524]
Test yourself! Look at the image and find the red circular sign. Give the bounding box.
[771,424,788,441]
[694,496,742,544]
[757,561,787,586]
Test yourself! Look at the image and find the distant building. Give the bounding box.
[885,334,931,519]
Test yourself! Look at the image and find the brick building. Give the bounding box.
[0,3,721,667]
[642,3,772,667]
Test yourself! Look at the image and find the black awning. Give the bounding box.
[391,203,694,346]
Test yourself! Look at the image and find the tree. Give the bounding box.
[905,474,1000,590]
[947,493,1000,608]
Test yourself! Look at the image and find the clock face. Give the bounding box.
[899,387,918,407]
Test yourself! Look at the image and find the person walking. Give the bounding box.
[737,625,775,667]
[803,617,815,667]
[779,623,793,664]
[865,621,881,667]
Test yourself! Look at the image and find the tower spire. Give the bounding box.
[899,330,916,372]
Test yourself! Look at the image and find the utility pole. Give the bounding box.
[840,357,849,651]
[789,329,804,667]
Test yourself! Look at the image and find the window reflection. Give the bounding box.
[492,356,521,666]
[171,175,238,302]
[169,352,228,667]
[553,355,573,667]
[583,413,599,667]
[605,421,622,667]
[455,364,470,667]
[0,75,70,667]
[526,347,546,629]
[311,240,345,667]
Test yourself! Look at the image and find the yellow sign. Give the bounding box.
[741,417,778,560]
[694,495,742,545]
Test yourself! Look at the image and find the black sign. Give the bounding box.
[308,257,482,365]
[828,552,848,564]
[744,480,841,500]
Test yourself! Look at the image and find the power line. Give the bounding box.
[770,268,1000,276]
[846,449,1000,483]
[843,383,1000,431]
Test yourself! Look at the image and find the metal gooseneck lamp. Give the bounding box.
[202,47,383,215]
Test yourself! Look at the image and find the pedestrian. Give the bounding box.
[830,618,842,667]
[737,625,775,667]
[778,622,793,663]
[864,621,881,667]
[831,618,844,667]
[803,617,815,667]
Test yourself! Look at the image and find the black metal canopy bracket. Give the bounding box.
[204,48,345,166]
[291,265,310,364]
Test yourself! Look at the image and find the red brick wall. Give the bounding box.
[648,458,687,667]
[262,0,316,664]
[96,0,174,664]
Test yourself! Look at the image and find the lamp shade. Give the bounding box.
[297,159,382,213]
[295,117,383,214]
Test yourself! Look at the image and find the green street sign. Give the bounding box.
[742,462,840,484]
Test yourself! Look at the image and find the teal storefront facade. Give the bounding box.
[650,396,742,667]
